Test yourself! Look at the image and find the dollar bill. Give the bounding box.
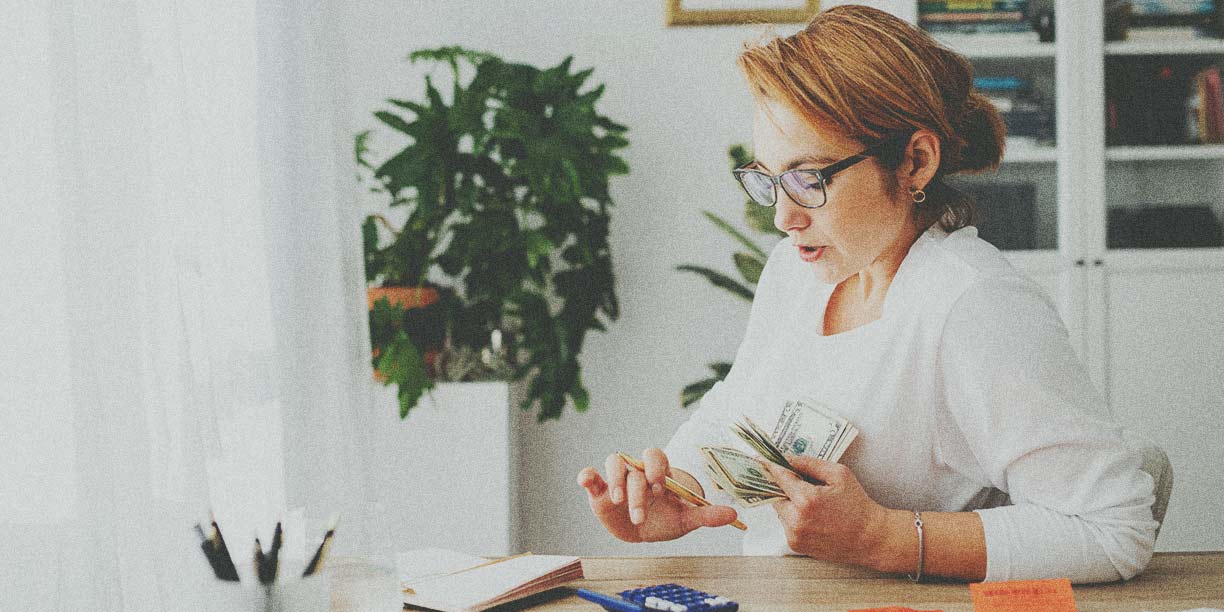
[731,416,792,470]
[700,447,784,508]
[772,398,852,462]
[699,397,859,508]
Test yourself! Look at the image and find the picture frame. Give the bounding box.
[665,0,821,26]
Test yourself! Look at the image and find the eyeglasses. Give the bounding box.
[732,140,893,209]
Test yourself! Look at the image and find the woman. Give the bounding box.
[576,5,1157,584]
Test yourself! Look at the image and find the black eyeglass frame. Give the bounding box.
[732,138,897,209]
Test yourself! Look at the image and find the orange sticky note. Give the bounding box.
[969,578,1077,612]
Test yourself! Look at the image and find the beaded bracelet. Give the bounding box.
[907,510,924,583]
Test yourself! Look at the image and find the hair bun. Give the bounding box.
[950,92,1006,173]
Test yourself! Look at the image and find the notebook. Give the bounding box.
[397,548,583,612]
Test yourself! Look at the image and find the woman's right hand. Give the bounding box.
[577,447,739,543]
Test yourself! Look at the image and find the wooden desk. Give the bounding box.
[514,553,1224,612]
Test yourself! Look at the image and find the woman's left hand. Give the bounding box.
[765,456,890,566]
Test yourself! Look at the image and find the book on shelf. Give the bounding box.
[1186,64,1224,143]
[920,0,1035,35]
[1108,57,1224,145]
[1112,0,1224,39]
[974,75,1054,143]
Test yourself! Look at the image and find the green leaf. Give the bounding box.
[681,378,719,408]
[386,98,428,116]
[674,265,755,302]
[728,144,752,168]
[523,230,552,269]
[703,211,768,260]
[376,331,434,418]
[708,361,732,379]
[373,111,414,136]
[571,381,590,413]
[355,130,372,168]
[733,252,765,285]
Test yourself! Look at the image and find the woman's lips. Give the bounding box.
[798,245,826,263]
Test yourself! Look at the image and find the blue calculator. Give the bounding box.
[576,583,738,612]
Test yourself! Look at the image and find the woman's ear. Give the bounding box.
[898,129,941,190]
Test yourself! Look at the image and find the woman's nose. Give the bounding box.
[773,188,811,234]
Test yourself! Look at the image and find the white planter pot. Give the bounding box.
[366,381,513,556]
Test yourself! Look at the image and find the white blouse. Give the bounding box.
[664,225,1158,584]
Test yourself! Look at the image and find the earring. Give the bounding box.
[909,186,927,204]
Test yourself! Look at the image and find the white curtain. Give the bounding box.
[0,1,372,609]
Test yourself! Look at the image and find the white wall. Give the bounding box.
[340,0,815,556]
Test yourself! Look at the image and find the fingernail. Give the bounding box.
[630,508,643,524]
[652,483,663,496]
[611,487,623,503]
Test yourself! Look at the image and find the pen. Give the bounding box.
[267,522,282,584]
[209,514,241,581]
[303,514,339,577]
[195,523,225,579]
[255,537,272,585]
[617,452,748,531]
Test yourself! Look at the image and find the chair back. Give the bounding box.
[1122,429,1174,541]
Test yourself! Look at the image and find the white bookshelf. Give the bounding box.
[1106,38,1224,56]
[1004,142,1058,163]
[1106,144,1224,161]
[935,1,1224,554]
[936,33,1055,59]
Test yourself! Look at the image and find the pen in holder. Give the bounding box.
[195,512,339,612]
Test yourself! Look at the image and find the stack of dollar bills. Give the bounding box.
[700,398,858,508]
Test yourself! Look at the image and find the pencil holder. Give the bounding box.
[201,575,329,612]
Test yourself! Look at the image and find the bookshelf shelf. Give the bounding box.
[1106,145,1224,161]
[1103,247,1224,270]
[1003,143,1058,163]
[1105,39,1224,56]
[935,34,1054,59]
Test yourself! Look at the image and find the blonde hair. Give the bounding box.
[737,4,1006,231]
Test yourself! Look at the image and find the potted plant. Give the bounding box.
[358,46,629,420]
[676,144,784,407]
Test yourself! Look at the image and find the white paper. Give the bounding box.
[397,550,581,612]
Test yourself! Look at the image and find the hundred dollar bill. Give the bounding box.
[731,416,792,469]
[772,398,849,461]
[698,398,859,506]
[703,462,769,502]
[702,452,782,508]
[702,446,784,495]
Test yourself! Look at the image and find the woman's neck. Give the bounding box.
[846,218,927,305]
[822,218,927,335]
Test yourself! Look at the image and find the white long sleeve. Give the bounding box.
[939,274,1157,582]
[662,226,1158,583]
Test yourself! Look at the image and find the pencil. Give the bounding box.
[303,513,339,577]
[617,452,747,531]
